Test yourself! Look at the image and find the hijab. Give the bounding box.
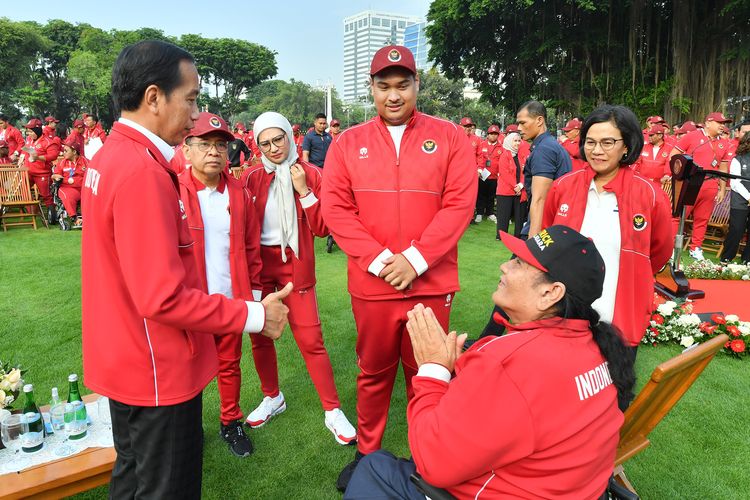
[502,131,521,157]
[254,112,299,262]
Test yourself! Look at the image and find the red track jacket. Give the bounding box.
[241,161,327,290]
[478,139,502,180]
[561,137,586,171]
[543,166,673,346]
[53,156,88,189]
[1,125,24,156]
[178,168,262,300]
[635,142,671,181]
[321,112,477,300]
[82,122,251,407]
[409,318,622,499]
[496,148,529,201]
[21,135,53,175]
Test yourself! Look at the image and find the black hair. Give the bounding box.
[736,119,750,131]
[111,40,195,114]
[314,113,327,121]
[86,114,99,123]
[30,126,43,139]
[518,100,547,123]
[737,131,750,156]
[538,273,636,411]
[580,105,643,165]
[0,114,8,122]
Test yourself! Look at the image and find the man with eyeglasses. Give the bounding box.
[302,113,332,168]
[635,124,671,185]
[177,112,266,458]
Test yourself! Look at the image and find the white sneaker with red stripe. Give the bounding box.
[325,408,357,445]
[245,392,286,428]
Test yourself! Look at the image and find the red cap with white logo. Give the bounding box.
[370,45,417,76]
[185,112,234,142]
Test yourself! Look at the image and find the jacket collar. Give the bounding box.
[582,164,631,195]
[496,315,592,336]
[111,122,171,169]
[117,118,175,162]
[374,110,420,131]
[179,167,228,194]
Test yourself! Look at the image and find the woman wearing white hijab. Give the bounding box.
[495,131,529,238]
[240,112,356,445]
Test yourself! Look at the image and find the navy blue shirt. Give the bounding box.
[302,130,333,167]
[523,131,572,198]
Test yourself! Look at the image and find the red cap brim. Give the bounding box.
[498,231,548,272]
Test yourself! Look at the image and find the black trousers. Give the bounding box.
[476,179,497,216]
[496,195,527,238]
[720,208,750,262]
[109,392,203,500]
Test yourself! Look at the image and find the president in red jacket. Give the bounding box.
[322,45,477,490]
[81,40,290,499]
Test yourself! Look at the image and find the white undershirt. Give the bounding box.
[730,158,750,201]
[197,186,233,299]
[652,144,660,158]
[387,124,407,159]
[579,180,620,324]
[261,180,285,246]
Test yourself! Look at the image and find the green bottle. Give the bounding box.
[66,374,88,440]
[21,384,45,453]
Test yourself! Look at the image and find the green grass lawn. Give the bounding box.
[0,222,747,499]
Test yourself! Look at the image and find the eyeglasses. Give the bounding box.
[258,134,287,152]
[188,141,228,153]
[583,138,624,151]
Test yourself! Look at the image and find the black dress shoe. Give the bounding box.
[336,450,365,492]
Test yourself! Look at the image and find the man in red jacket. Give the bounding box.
[44,116,62,161]
[560,118,586,171]
[636,124,672,184]
[322,44,477,491]
[83,113,107,159]
[81,40,290,499]
[178,112,263,458]
[0,114,24,160]
[670,112,732,260]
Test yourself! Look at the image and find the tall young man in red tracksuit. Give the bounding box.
[81,41,290,499]
[321,45,477,490]
[178,112,264,458]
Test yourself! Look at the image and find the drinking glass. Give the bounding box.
[49,404,66,433]
[97,396,111,426]
[1,414,31,472]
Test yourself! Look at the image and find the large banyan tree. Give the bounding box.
[426,0,750,124]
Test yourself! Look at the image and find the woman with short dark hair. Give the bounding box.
[543,104,673,359]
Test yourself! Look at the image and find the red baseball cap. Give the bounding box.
[185,112,234,142]
[459,117,474,127]
[646,115,665,124]
[561,118,582,131]
[44,116,60,123]
[676,121,698,134]
[63,135,82,154]
[330,119,340,127]
[24,118,43,129]
[73,119,84,127]
[705,112,732,124]
[292,124,300,132]
[487,125,501,134]
[648,124,667,135]
[505,124,519,134]
[370,45,416,76]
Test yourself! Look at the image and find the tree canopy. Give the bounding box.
[426,0,750,125]
[0,18,278,128]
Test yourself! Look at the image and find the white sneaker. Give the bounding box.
[488,214,497,222]
[689,247,704,261]
[245,392,286,428]
[474,214,482,223]
[324,408,357,445]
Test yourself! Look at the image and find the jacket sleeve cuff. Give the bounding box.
[244,301,265,334]
[299,191,318,209]
[416,363,451,382]
[403,245,428,276]
[252,290,263,302]
[368,248,394,276]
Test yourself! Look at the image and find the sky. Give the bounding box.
[2,0,433,92]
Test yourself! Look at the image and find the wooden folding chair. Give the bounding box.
[0,166,49,230]
[614,334,729,494]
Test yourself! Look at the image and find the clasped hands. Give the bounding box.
[378,253,418,291]
[406,303,467,372]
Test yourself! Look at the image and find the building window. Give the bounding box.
[372,17,380,26]
[382,18,391,27]
[398,21,405,29]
